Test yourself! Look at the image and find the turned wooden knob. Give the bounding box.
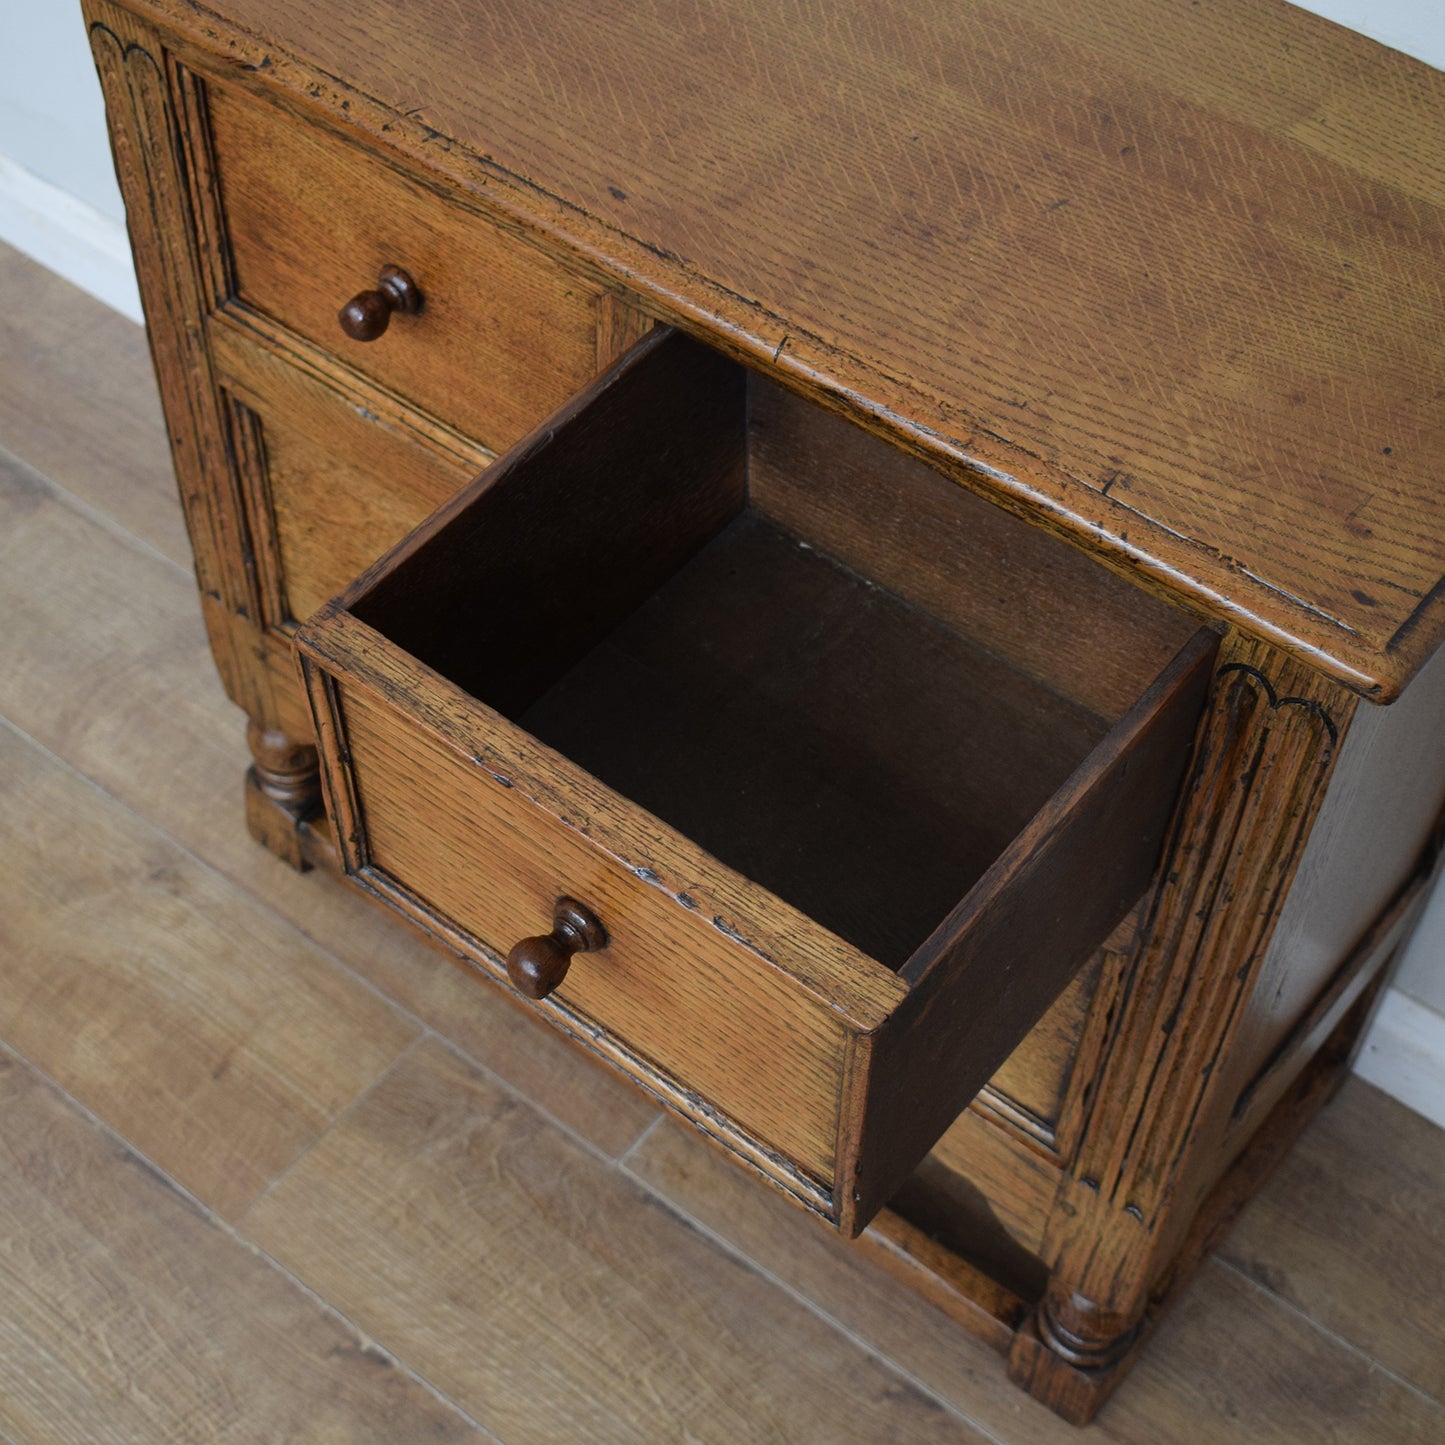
[505,897,608,1000]
[337,263,422,341]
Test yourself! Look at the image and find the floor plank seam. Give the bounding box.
[0,1035,503,1445]
[614,1110,667,1169]
[233,1032,430,1224]
[1216,1257,1445,1414]
[424,1027,660,1169]
[0,436,195,583]
[614,1153,1013,1445]
[0,707,447,1050]
[225,1246,507,1445]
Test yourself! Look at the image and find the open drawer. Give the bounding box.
[295,328,1216,1236]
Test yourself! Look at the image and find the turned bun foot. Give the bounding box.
[1005,1286,1146,1426]
[244,722,322,871]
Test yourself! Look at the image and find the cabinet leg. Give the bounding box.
[1006,1285,1144,1425]
[1006,961,1387,1425]
[244,721,321,871]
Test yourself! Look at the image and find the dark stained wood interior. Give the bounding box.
[747,375,1198,723]
[520,512,1108,969]
[353,329,747,717]
[351,330,1195,971]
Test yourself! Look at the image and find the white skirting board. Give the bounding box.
[0,154,142,323]
[1355,990,1445,1129]
[2,145,1442,1134]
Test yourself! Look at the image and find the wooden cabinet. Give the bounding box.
[85,0,1445,1424]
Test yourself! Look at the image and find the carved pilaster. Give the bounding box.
[1010,633,1352,1418]
[225,394,290,631]
[88,4,321,864]
[87,9,251,620]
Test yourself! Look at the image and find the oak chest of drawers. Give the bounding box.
[86,0,1445,1423]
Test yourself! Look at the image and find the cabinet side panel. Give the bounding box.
[1221,636,1445,1122]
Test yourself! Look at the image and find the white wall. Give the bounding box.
[1298,0,1445,66]
[2,0,1443,1120]
[0,0,138,316]
[1,3,123,219]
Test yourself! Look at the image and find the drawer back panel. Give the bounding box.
[748,375,1199,722]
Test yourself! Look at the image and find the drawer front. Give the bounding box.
[211,326,485,629]
[296,329,1216,1234]
[206,82,618,454]
[337,681,851,1189]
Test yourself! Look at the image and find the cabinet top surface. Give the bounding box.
[124,0,1445,697]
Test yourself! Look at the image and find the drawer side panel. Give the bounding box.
[839,629,1217,1234]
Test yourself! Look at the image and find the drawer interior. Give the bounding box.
[516,512,1106,972]
[353,331,1200,979]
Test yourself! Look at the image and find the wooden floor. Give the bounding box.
[2,241,1442,1444]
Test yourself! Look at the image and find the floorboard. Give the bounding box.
[1217,1077,1445,1401]
[0,714,419,1219]
[0,247,186,565]
[242,1038,990,1445]
[0,1046,487,1445]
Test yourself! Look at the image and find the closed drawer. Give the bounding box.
[205,82,624,454]
[296,329,1216,1234]
[211,326,486,629]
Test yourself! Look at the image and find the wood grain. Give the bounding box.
[243,1037,991,1445]
[298,610,902,1030]
[748,374,1196,722]
[0,1047,484,1445]
[909,1106,1061,1257]
[215,327,481,625]
[86,11,253,622]
[0,711,418,1219]
[206,76,608,455]
[335,679,855,1184]
[124,0,1445,694]
[1220,1077,1445,1401]
[1027,636,1352,1366]
[0,443,658,1162]
[1112,1263,1445,1445]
